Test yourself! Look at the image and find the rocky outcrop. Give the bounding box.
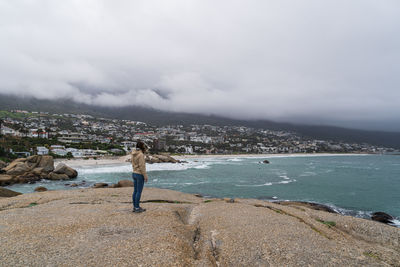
[145,154,181,164]
[116,180,134,187]
[0,156,77,186]
[275,201,338,213]
[0,160,7,170]
[52,163,78,178]
[0,188,399,266]
[93,182,108,188]
[0,187,22,197]
[371,212,396,225]
[34,186,48,192]
[48,172,70,180]
[125,153,183,164]
[262,159,270,164]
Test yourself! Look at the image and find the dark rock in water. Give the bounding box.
[48,172,69,180]
[262,160,270,164]
[93,183,108,188]
[34,186,48,192]
[0,187,22,197]
[276,201,337,213]
[194,194,203,198]
[70,183,78,187]
[371,212,395,225]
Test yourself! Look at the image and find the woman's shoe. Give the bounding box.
[133,207,146,213]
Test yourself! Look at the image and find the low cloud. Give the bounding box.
[0,0,400,130]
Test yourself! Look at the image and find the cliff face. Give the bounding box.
[0,187,399,266]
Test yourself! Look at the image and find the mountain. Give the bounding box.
[1,94,400,148]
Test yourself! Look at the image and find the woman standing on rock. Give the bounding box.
[131,141,148,213]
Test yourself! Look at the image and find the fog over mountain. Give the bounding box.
[1,1,400,131]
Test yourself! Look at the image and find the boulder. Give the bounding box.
[37,156,55,173]
[145,154,181,164]
[53,163,78,178]
[0,187,22,197]
[262,160,270,164]
[31,167,49,178]
[371,212,395,225]
[0,175,14,186]
[6,162,30,176]
[70,183,78,187]
[34,186,48,192]
[48,172,70,180]
[155,154,179,163]
[0,160,7,169]
[3,158,27,172]
[116,180,134,187]
[93,183,108,188]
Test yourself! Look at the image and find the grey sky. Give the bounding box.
[1,1,400,131]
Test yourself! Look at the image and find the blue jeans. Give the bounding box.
[132,173,144,209]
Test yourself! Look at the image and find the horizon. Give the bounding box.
[1,1,400,131]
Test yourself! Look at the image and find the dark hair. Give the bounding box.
[136,141,146,152]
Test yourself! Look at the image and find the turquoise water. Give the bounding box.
[7,154,400,224]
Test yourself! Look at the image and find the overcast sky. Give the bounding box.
[1,1,399,131]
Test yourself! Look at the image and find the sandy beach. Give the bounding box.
[55,156,129,168]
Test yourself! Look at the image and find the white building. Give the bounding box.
[36,146,49,155]
[66,148,83,158]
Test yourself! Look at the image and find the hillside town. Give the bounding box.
[0,109,395,160]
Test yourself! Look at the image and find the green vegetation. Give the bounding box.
[28,203,38,207]
[0,110,37,119]
[204,200,213,203]
[316,219,336,228]
[363,251,380,260]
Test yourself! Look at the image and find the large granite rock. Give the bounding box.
[0,188,399,266]
[5,162,31,176]
[0,156,77,186]
[0,160,7,169]
[48,172,70,180]
[116,180,134,187]
[53,163,78,178]
[2,158,27,172]
[0,175,14,185]
[145,154,180,164]
[0,187,22,197]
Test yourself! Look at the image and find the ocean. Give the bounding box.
[6,154,400,226]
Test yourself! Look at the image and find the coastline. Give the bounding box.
[55,152,371,168]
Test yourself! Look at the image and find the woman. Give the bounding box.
[131,141,148,213]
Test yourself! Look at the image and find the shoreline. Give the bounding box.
[55,152,373,168]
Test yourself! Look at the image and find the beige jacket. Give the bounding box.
[131,149,148,181]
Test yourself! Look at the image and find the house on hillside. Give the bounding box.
[36,146,49,155]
